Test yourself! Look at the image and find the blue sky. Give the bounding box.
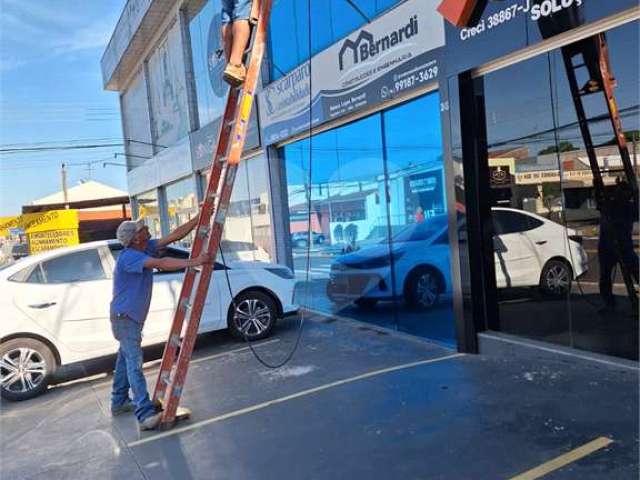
[0,0,127,216]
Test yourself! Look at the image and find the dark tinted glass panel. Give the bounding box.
[494,210,542,235]
[479,22,639,360]
[42,250,106,283]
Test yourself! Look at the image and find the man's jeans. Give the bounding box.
[110,314,155,422]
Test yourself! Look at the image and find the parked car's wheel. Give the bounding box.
[315,234,325,245]
[228,290,277,341]
[540,259,572,296]
[355,298,378,309]
[0,338,56,401]
[405,267,442,309]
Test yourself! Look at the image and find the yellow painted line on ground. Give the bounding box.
[509,436,614,480]
[128,352,465,447]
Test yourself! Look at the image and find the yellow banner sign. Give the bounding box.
[28,229,79,254]
[0,210,79,238]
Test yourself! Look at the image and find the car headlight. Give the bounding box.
[265,267,294,279]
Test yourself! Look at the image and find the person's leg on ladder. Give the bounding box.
[221,0,252,86]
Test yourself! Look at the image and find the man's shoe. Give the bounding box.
[139,412,163,431]
[223,63,246,87]
[111,399,135,416]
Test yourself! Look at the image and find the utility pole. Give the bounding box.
[61,163,69,209]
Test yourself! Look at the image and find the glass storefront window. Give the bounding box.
[137,189,162,239]
[147,21,190,150]
[189,0,228,127]
[269,0,402,79]
[166,177,199,249]
[283,92,455,345]
[246,153,274,260]
[478,21,639,360]
[121,69,153,169]
[201,154,274,262]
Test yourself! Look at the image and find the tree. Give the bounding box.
[538,141,578,155]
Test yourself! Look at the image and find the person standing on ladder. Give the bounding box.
[110,217,213,431]
[221,0,252,86]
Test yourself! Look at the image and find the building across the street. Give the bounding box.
[102,0,639,361]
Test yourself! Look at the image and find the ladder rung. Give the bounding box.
[205,192,218,202]
[197,225,210,237]
[179,299,192,312]
[169,333,181,348]
[171,386,183,398]
[159,371,170,385]
[219,156,227,164]
[214,208,227,224]
[572,63,586,69]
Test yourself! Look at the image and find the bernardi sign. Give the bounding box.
[258,0,445,146]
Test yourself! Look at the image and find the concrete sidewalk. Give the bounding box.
[1,315,637,479]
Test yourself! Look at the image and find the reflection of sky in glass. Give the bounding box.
[190,0,227,127]
[483,22,639,154]
[270,0,402,78]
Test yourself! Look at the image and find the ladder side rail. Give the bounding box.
[597,34,639,196]
[226,0,270,167]
[161,165,238,424]
[560,44,606,194]
[158,0,272,425]
[592,34,639,309]
[152,90,240,403]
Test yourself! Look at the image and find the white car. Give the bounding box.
[327,208,588,309]
[0,240,298,401]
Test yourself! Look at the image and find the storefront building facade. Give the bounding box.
[103,0,639,360]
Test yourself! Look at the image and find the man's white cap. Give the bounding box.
[116,218,146,247]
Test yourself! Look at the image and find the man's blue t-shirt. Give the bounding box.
[110,240,158,324]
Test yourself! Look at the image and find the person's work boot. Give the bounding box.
[138,411,163,431]
[111,399,135,416]
[223,63,246,87]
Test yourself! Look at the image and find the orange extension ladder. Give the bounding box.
[560,33,639,311]
[151,0,272,430]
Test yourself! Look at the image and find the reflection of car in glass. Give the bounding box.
[326,208,588,309]
[220,240,270,262]
[327,215,452,310]
[290,231,325,249]
[492,208,587,295]
[0,240,297,401]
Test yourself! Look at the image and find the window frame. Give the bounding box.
[37,247,111,284]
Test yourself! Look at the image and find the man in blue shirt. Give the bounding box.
[110,216,212,431]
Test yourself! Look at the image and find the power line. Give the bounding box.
[0,143,123,154]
